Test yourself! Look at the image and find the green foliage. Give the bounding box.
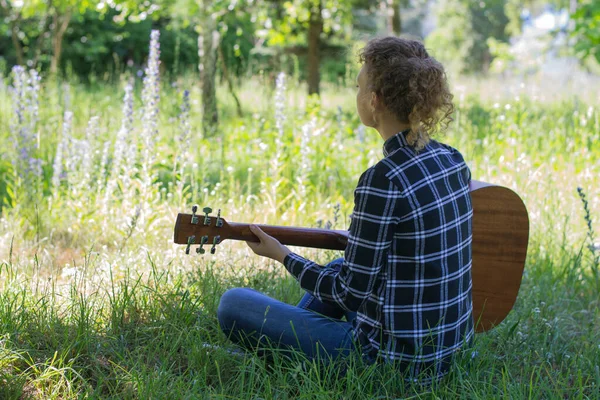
[0,0,367,85]
[0,0,259,81]
[62,9,199,79]
[572,0,600,65]
[16,0,98,18]
[0,158,15,213]
[262,0,353,46]
[504,0,524,37]
[425,0,474,75]
[487,37,515,74]
[426,0,510,75]
[217,9,258,79]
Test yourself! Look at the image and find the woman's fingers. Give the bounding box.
[245,224,290,263]
[249,224,266,241]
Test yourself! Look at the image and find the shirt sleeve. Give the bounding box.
[283,167,401,312]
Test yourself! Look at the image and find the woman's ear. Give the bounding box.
[369,91,380,126]
[370,91,379,112]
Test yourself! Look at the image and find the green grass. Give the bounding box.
[0,70,599,398]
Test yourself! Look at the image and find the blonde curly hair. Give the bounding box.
[358,37,455,150]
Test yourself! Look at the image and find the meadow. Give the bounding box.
[0,35,599,398]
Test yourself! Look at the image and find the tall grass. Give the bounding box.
[0,35,599,398]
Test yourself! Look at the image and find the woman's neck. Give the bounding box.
[376,118,411,142]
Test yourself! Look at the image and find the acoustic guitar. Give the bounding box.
[173,180,529,333]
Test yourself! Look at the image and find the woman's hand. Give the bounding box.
[246,225,291,264]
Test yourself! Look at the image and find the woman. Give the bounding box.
[217,36,473,382]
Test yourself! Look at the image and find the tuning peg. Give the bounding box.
[210,235,221,254]
[216,209,223,227]
[191,205,199,225]
[185,235,196,254]
[203,206,212,226]
[196,235,208,254]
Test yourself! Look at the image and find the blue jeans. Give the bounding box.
[217,258,358,362]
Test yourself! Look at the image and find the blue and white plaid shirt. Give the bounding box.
[284,130,474,379]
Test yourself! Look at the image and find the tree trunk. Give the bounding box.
[50,8,72,75]
[9,15,25,66]
[199,24,220,137]
[32,10,51,69]
[307,0,323,96]
[385,0,403,35]
[391,0,402,35]
[218,45,243,118]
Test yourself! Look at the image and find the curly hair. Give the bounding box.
[358,37,455,150]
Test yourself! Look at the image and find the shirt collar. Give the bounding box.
[383,129,411,157]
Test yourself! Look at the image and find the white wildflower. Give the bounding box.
[140,29,161,196]
[105,81,135,210]
[52,111,73,193]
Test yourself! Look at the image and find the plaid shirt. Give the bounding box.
[284,130,474,379]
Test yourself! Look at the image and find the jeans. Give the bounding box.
[217,258,358,362]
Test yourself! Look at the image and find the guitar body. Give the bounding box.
[469,181,529,332]
[174,180,529,333]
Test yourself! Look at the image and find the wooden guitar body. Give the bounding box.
[469,181,529,332]
[174,180,529,333]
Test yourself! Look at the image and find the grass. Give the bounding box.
[0,66,599,398]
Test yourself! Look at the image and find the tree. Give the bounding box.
[425,0,474,74]
[262,0,354,96]
[426,0,509,74]
[571,0,600,65]
[147,0,258,135]
[0,0,25,66]
[383,0,409,35]
[14,0,99,74]
[307,0,323,95]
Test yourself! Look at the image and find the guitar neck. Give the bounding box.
[228,222,349,250]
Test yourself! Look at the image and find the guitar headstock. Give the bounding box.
[173,205,232,255]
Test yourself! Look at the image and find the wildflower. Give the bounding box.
[141,29,161,194]
[61,266,80,278]
[355,125,366,143]
[577,187,597,253]
[105,81,134,209]
[297,118,315,200]
[178,89,191,148]
[274,72,286,136]
[10,66,42,181]
[98,140,111,191]
[78,116,99,191]
[27,69,40,130]
[27,158,43,178]
[336,105,345,143]
[52,111,73,192]
[62,83,71,111]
